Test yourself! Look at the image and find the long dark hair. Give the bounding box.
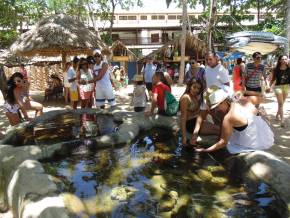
[182,78,204,104]
[155,71,170,88]
[273,55,288,82]
[6,72,23,105]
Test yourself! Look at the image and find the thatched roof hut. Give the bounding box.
[0,49,29,67]
[10,14,109,67]
[0,49,63,67]
[110,40,137,62]
[139,34,207,63]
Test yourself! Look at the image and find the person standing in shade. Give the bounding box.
[242,52,269,96]
[91,49,116,109]
[63,62,71,103]
[270,55,290,127]
[77,58,94,109]
[142,58,156,100]
[67,57,79,109]
[19,64,29,95]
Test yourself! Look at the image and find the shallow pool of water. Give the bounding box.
[17,113,119,146]
[42,128,284,217]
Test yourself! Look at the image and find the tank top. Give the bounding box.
[227,109,274,154]
[93,61,113,89]
[275,68,290,86]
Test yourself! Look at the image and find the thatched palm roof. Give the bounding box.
[0,49,64,67]
[0,49,29,67]
[10,14,109,57]
[111,40,137,61]
[139,34,207,62]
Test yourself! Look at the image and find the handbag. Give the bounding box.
[164,91,179,116]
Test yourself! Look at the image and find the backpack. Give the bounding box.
[164,91,179,116]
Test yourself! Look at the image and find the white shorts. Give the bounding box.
[95,85,116,106]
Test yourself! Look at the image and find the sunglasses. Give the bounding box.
[15,79,22,83]
[255,56,262,59]
[94,55,101,58]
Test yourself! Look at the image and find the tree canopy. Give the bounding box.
[0,0,288,48]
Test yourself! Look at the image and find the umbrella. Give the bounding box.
[226,31,288,55]
[10,14,110,68]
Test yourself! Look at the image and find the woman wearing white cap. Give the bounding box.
[195,86,274,154]
[89,49,116,109]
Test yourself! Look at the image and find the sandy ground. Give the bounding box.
[0,84,289,218]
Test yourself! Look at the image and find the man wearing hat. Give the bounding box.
[91,49,116,109]
[194,86,273,154]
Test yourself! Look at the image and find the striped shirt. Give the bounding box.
[243,63,266,88]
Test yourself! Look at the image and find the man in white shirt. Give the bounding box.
[67,57,79,109]
[205,52,230,88]
[190,52,231,145]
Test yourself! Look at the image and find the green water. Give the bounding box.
[17,113,118,146]
[42,128,284,218]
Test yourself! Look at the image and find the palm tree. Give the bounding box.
[166,0,187,85]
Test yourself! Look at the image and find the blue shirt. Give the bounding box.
[143,63,156,83]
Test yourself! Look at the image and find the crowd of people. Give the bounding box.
[2,50,290,156]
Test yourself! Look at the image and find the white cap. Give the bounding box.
[93,49,102,56]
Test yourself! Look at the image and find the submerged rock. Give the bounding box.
[62,193,85,214]
[210,177,228,188]
[159,191,179,212]
[110,186,137,201]
[196,169,213,182]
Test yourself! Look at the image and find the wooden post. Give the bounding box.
[178,0,187,85]
[61,51,67,71]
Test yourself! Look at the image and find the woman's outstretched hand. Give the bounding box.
[195,147,206,152]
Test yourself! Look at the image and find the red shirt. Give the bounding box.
[152,82,171,111]
[233,65,243,92]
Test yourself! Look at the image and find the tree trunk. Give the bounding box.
[178,0,187,85]
[208,0,217,51]
[109,0,116,41]
[0,66,7,100]
[257,0,260,24]
[286,0,290,56]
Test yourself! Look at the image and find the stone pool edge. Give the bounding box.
[0,109,289,217]
[0,109,181,217]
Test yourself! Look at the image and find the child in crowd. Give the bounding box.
[132,74,147,112]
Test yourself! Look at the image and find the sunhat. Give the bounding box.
[204,86,229,109]
[133,74,144,82]
[93,49,102,56]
